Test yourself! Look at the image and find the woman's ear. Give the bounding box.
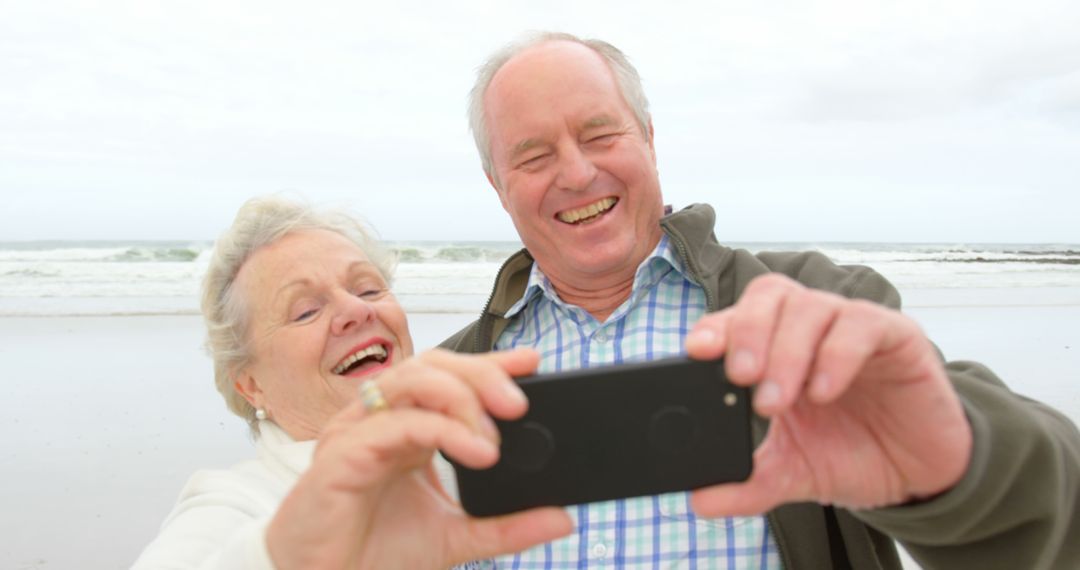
[234,369,264,410]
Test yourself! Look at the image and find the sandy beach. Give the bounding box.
[2,290,1078,569]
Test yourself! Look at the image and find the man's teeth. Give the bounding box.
[557,197,617,224]
[332,345,388,375]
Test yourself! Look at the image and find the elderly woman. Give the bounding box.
[132,196,571,569]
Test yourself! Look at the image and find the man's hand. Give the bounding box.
[685,273,973,516]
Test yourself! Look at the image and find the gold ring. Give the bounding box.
[358,380,390,414]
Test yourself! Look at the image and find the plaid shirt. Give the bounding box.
[470,235,780,569]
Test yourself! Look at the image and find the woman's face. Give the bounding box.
[233,229,413,440]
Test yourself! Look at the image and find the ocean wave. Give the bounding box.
[842,255,1080,265]
[938,257,1080,265]
[394,248,426,263]
[816,246,1080,266]
[0,243,211,263]
[105,247,203,263]
[0,247,131,262]
[389,243,522,264]
[1004,249,1080,257]
[0,308,203,317]
[435,246,486,262]
[3,241,1079,316]
[11,241,1073,266]
[2,268,62,278]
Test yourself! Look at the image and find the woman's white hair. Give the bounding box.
[467,31,652,188]
[201,195,396,435]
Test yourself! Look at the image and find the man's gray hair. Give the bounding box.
[200,195,396,435]
[467,31,652,187]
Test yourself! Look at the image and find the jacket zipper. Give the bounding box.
[767,513,793,569]
[662,221,717,312]
[474,249,528,353]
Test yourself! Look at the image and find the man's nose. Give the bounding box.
[330,292,376,335]
[554,144,598,192]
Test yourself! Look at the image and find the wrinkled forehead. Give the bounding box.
[234,230,371,304]
[484,42,628,146]
[487,41,618,107]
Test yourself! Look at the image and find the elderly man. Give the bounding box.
[443,32,1079,568]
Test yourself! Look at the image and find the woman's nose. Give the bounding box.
[330,293,376,335]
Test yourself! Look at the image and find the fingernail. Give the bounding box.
[504,382,527,405]
[479,414,501,441]
[733,350,756,376]
[472,433,500,455]
[687,328,715,347]
[755,381,781,409]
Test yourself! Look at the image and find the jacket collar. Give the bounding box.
[485,203,733,319]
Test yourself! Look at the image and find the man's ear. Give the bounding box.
[487,171,511,212]
[234,368,264,410]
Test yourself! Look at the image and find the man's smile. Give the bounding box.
[555,197,618,225]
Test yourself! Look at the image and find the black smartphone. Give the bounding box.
[451,356,753,517]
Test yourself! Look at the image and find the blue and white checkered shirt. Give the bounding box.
[473,235,781,569]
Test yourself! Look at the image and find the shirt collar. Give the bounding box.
[503,234,690,319]
[502,260,550,319]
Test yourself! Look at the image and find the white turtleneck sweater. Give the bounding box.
[131,421,313,569]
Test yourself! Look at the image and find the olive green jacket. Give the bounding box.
[441,204,1080,569]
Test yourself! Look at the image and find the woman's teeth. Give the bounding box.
[557,197,617,224]
[332,344,388,375]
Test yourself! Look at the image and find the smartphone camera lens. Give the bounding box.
[648,406,699,454]
[501,421,556,472]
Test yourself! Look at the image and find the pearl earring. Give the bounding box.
[255,408,267,421]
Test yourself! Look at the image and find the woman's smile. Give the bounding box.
[331,338,394,377]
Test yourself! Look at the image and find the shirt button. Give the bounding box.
[594,330,609,343]
[590,542,608,558]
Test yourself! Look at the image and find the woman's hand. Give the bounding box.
[265,348,573,569]
[685,274,973,515]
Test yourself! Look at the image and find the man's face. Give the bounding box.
[484,41,665,289]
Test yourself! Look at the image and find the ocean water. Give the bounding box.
[1,240,1078,316]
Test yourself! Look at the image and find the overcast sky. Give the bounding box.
[2,0,1078,243]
